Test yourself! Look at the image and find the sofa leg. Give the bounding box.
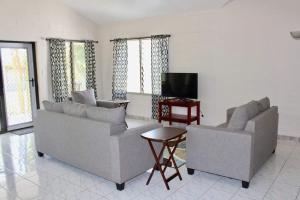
[37,151,44,157]
[242,181,249,189]
[187,168,195,175]
[116,183,125,191]
[272,149,276,154]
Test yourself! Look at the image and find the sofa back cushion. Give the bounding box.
[257,97,270,112]
[86,107,126,134]
[86,106,126,124]
[228,101,259,131]
[62,103,87,118]
[43,101,64,113]
[72,89,96,106]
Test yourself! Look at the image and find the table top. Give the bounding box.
[141,127,187,142]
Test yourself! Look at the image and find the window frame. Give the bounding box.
[65,41,87,94]
[127,38,152,95]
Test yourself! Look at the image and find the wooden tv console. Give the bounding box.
[158,99,200,125]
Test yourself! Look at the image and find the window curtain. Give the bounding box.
[112,40,128,100]
[151,36,169,119]
[84,41,97,98]
[49,39,69,102]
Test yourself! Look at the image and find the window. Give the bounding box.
[127,39,152,94]
[65,42,87,94]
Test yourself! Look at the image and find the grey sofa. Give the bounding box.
[34,102,162,191]
[186,97,278,188]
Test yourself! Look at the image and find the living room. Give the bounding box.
[0,0,299,199]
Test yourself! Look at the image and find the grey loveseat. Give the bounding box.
[34,101,162,191]
[186,97,278,188]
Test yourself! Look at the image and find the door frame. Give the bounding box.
[0,41,40,133]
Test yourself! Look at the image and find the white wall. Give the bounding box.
[97,0,300,137]
[0,0,98,104]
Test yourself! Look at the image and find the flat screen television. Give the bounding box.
[161,73,198,99]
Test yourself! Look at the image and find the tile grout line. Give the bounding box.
[195,176,222,199]
[262,143,297,199]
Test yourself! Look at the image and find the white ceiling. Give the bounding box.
[60,0,231,24]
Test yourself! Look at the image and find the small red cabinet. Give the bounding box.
[158,99,200,125]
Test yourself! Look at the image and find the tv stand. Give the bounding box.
[158,99,200,125]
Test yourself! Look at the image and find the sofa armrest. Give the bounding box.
[110,123,163,183]
[186,125,253,181]
[226,107,236,123]
[245,106,278,178]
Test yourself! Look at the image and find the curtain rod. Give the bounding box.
[42,37,99,43]
[109,34,171,42]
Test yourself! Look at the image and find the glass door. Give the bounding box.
[0,42,37,132]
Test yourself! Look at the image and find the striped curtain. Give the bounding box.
[151,36,169,119]
[112,40,128,100]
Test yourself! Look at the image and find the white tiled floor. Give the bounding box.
[0,132,299,200]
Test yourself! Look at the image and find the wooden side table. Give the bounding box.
[158,99,200,125]
[141,127,187,190]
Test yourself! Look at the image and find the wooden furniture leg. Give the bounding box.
[187,106,191,125]
[165,136,183,181]
[162,135,182,173]
[197,102,200,125]
[146,140,169,189]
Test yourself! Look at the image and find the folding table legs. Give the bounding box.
[146,135,183,190]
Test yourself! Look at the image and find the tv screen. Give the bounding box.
[161,73,198,99]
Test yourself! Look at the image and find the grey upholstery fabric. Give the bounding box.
[244,107,278,179]
[72,89,97,106]
[110,124,162,183]
[34,110,162,185]
[86,107,125,124]
[43,101,64,113]
[62,103,87,117]
[186,105,278,183]
[96,101,119,108]
[247,101,260,118]
[217,122,228,128]
[226,107,236,123]
[187,125,252,181]
[227,101,259,131]
[86,106,127,135]
[257,97,270,112]
[227,104,248,131]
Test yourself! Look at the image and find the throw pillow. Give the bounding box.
[257,97,270,112]
[227,104,249,131]
[72,89,96,106]
[86,106,127,135]
[247,100,260,119]
[86,106,126,124]
[227,101,260,131]
[43,100,64,113]
[62,103,88,118]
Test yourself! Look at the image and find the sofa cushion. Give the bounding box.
[86,106,126,124]
[86,106,126,134]
[257,97,270,112]
[72,89,96,106]
[62,103,87,118]
[43,101,64,113]
[227,101,260,131]
[247,101,260,119]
